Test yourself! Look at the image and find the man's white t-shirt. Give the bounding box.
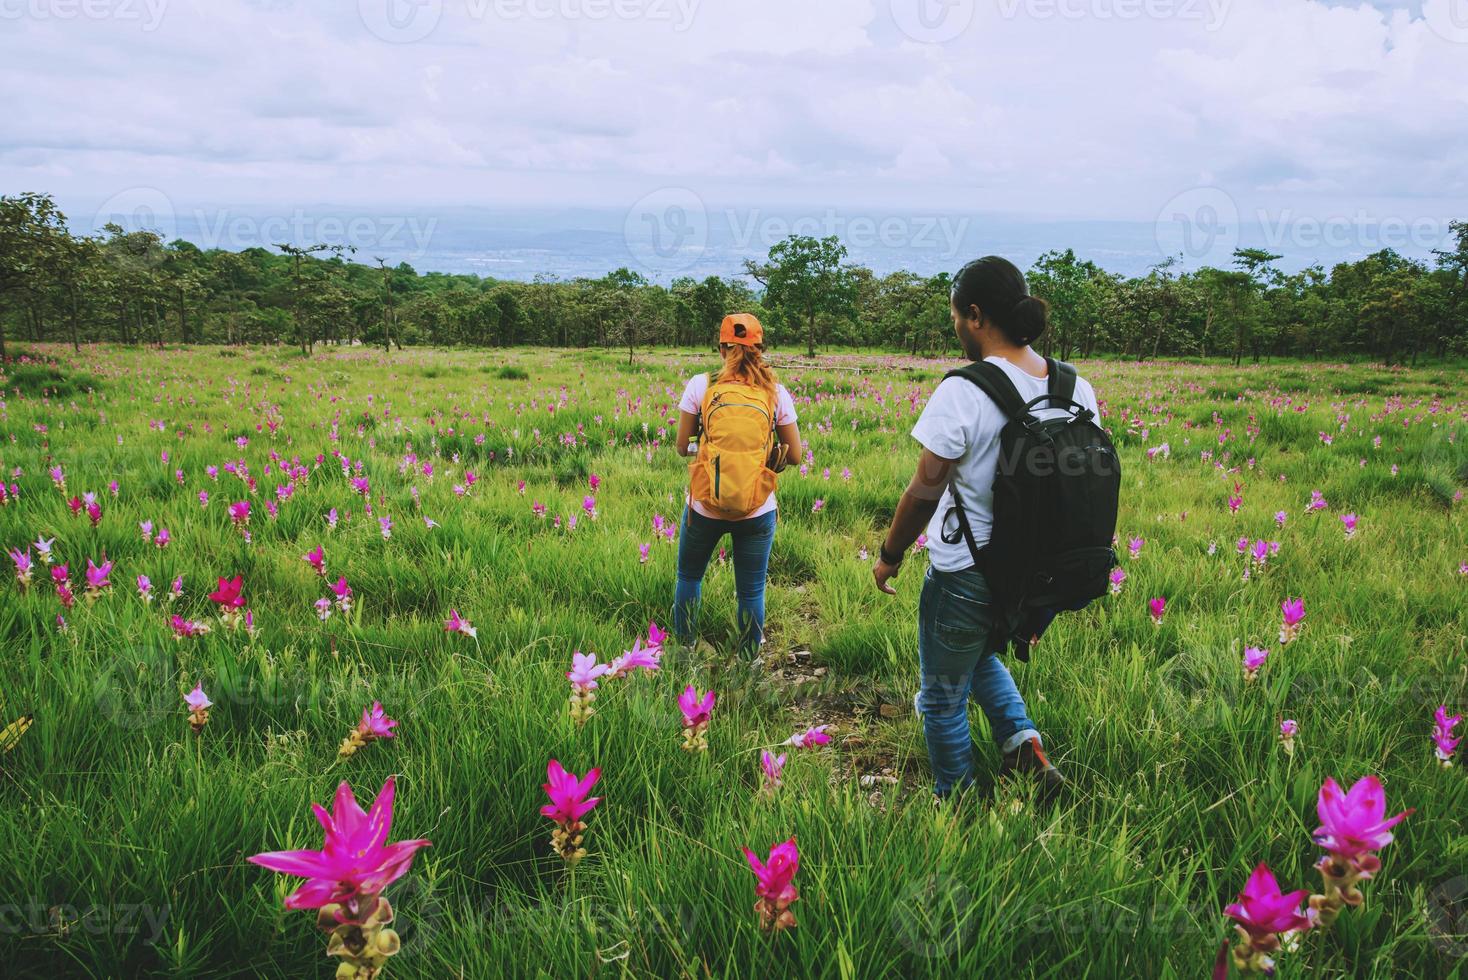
[911,357,1100,573]
[679,373,798,520]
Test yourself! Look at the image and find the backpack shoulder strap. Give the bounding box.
[944,361,1027,421]
[1046,358,1077,403]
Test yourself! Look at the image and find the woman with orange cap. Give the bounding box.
[673,313,803,661]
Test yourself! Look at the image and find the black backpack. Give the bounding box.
[940,357,1120,661]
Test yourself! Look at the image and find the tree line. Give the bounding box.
[2,192,1465,364]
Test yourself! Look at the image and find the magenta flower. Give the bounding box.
[171,615,210,639]
[86,500,102,526]
[330,576,353,611]
[1128,536,1144,559]
[784,725,832,749]
[359,702,397,740]
[303,545,326,576]
[608,637,661,679]
[1313,775,1412,864]
[540,759,602,825]
[184,682,212,713]
[678,685,715,728]
[314,597,332,622]
[541,759,601,866]
[209,575,246,609]
[137,574,153,602]
[1274,510,1288,528]
[567,652,612,693]
[646,620,668,650]
[444,608,477,639]
[760,750,786,793]
[1227,495,1242,514]
[228,500,250,527]
[84,558,112,595]
[582,495,598,520]
[742,837,800,932]
[1108,566,1126,595]
[1339,513,1357,538]
[8,548,32,587]
[1433,706,1462,766]
[1279,598,1305,644]
[378,515,392,540]
[1148,596,1166,626]
[154,527,171,549]
[1242,646,1269,682]
[1221,862,1312,974]
[139,519,154,542]
[1279,719,1299,756]
[588,473,600,492]
[638,543,651,564]
[248,776,430,910]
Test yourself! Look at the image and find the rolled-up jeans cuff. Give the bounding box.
[1000,728,1041,754]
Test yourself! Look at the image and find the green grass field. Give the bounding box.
[1,344,1465,979]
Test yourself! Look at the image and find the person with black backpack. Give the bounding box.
[873,256,1120,801]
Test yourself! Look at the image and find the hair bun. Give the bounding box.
[1005,296,1050,347]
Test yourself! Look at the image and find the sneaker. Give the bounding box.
[999,737,1066,800]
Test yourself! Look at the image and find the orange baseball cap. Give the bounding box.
[719,313,763,347]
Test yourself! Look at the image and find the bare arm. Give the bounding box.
[676,410,699,457]
[776,421,802,467]
[873,449,955,595]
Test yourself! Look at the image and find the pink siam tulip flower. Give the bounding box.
[169,575,183,601]
[33,536,53,564]
[608,637,662,679]
[50,466,65,491]
[915,533,927,551]
[567,651,612,726]
[646,620,668,651]
[1221,862,1312,976]
[1433,706,1462,766]
[678,685,716,752]
[198,490,209,509]
[1308,775,1413,927]
[51,564,69,588]
[1307,490,1327,512]
[811,498,825,513]
[137,574,153,603]
[8,548,32,588]
[171,615,211,639]
[582,495,598,520]
[325,507,339,531]
[84,558,112,597]
[86,500,102,526]
[1279,719,1298,756]
[1227,495,1242,514]
[340,702,398,759]
[1339,513,1357,539]
[638,543,651,564]
[66,496,83,518]
[759,750,786,795]
[742,837,800,932]
[1148,596,1166,626]
[378,515,392,540]
[1128,536,1144,559]
[139,520,154,542]
[541,760,601,865]
[588,473,600,492]
[209,575,247,629]
[303,545,326,576]
[154,527,171,548]
[1274,510,1287,528]
[330,576,353,612]
[314,597,332,622]
[229,500,250,527]
[1242,646,1269,682]
[784,725,832,749]
[443,608,477,639]
[248,775,430,917]
[184,682,212,733]
[1108,567,1126,595]
[1279,598,1305,645]
[532,501,547,519]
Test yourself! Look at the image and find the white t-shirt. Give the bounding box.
[679,373,798,520]
[911,357,1100,573]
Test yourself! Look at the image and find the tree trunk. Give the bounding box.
[806,310,816,358]
[69,284,81,352]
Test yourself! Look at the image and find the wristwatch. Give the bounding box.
[879,543,904,566]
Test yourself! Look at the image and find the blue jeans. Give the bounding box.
[916,565,1040,798]
[674,506,776,658]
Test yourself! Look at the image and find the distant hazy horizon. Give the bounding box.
[66,194,1460,285]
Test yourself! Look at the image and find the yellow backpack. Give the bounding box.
[689,375,778,519]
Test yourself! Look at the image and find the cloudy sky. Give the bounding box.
[2,0,1466,275]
